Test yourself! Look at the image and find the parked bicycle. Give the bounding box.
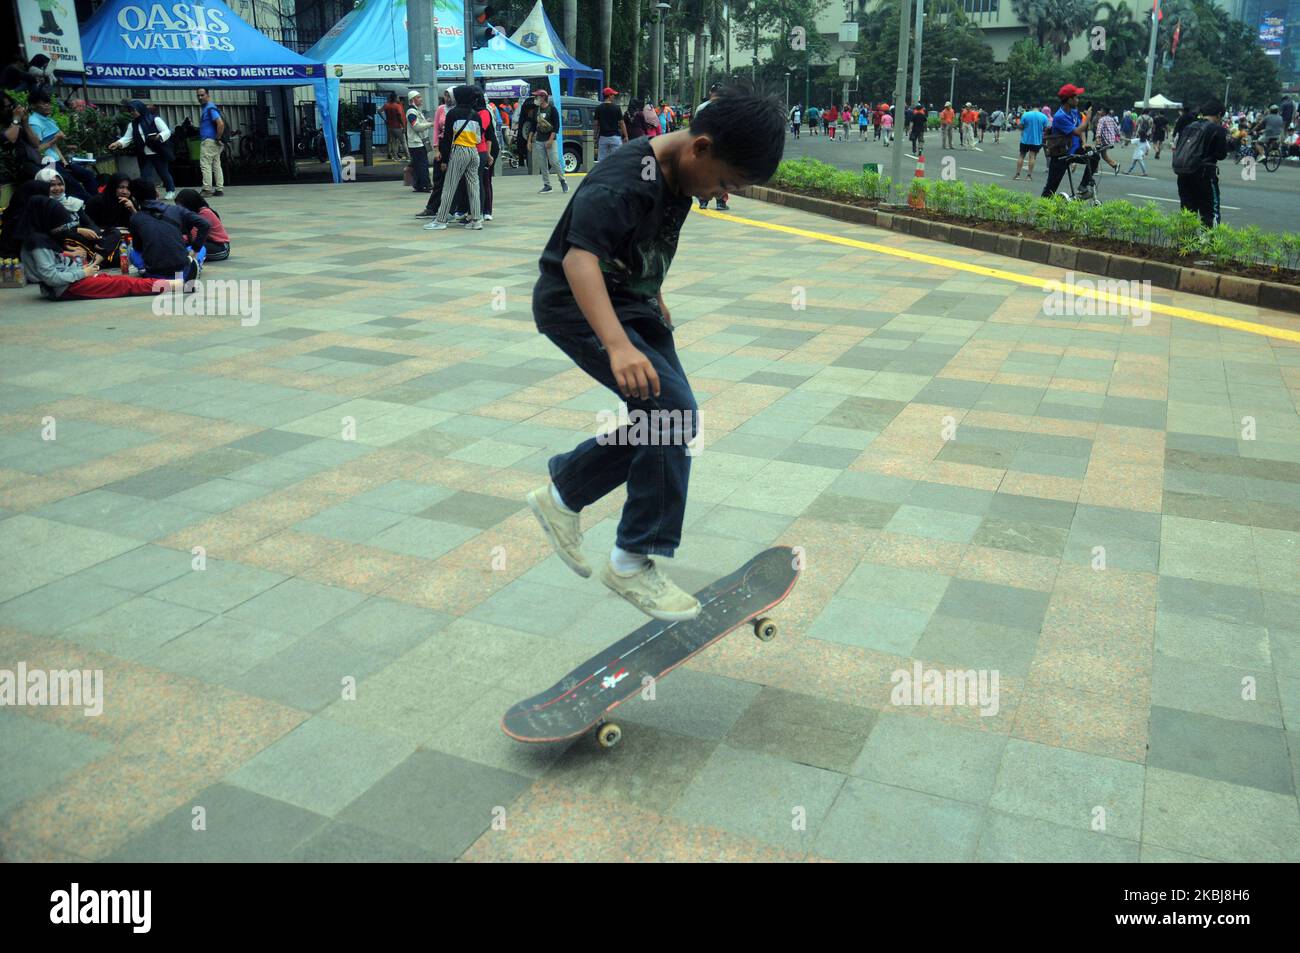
[295,120,350,163]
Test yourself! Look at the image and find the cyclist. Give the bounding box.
[1252,105,1284,161]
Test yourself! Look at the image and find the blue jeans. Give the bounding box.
[544,318,697,558]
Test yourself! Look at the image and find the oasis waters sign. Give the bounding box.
[114,2,237,51]
[85,2,321,82]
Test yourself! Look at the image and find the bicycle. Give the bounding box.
[1260,140,1283,173]
[1060,147,1102,205]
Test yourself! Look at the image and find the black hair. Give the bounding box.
[29,89,51,105]
[175,188,219,220]
[129,178,157,205]
[688,85,787,183]
[1199,99,1225,118]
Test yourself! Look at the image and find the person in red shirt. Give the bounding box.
[826,105,838,141]
[873,103,884,141]
[382,92,407,161]
[960,104,977,148]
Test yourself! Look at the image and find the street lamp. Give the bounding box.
[654,2,671,107]
[948,57,958,106]
[786,70,791,109]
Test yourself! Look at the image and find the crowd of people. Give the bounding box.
[2,79,233,302]
[397,82,713,230]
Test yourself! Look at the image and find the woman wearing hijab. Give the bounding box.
[127,178,208,280]
[34,166,85,215]
[624,98,646,139]
[450,89,498,223]
[17,196,176,300]
[424,85,484,231]
[0,179,49,258]
[174,189,229,261]
[108,100,176,200]
[34,166,122,262]
[84,173,137,231]
[642,100,660,138]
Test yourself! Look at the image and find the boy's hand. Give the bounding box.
[609,342,660,401]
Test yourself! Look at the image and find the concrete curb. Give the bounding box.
[740,185,1300,314]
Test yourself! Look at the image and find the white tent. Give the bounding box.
[1135,94,1182,109]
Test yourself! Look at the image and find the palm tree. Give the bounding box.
[563,0,577,55]
[1092,2,1146,70]
[600,0,613,89]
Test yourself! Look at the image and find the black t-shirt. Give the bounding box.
[1152,115,1169,137]
[533,136,691,333]
[595,102,623,138]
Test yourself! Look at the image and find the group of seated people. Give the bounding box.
[0,169,230,301]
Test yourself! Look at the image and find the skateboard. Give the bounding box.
[501,545,800,749]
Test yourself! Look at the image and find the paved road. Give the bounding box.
[783,128,1299,233]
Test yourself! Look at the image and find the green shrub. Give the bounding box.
[767,158,1293,272]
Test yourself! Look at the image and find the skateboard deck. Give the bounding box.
[502,546,800,747]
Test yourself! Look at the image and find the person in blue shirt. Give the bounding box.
[26,90,98,201]
[196,88,225,196]
[1012,105,1049,180]
[1041,84,1098,199]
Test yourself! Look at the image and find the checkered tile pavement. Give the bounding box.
[1,175,1298,862]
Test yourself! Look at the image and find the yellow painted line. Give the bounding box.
[696,207,1300,344]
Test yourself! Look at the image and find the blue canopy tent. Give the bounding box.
[306,0,564,137]
[79,0,344,183]
[508,0,601,96]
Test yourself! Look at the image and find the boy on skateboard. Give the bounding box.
[527,87,787,623]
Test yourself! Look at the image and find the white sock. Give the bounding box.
[611,545,650,575]
[550,483,577,516]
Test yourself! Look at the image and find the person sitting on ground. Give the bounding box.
[83,173,137,232]
[17,195,178,301]
[35,166,122,262]
[174,189,230,261]
[0,180,50,259]
[127,178,208,280]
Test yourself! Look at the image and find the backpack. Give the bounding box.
[1043,128,1073,158]
[1172,120,1215,174]
[1136,114,1153,139]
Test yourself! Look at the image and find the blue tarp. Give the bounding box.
[305,0,559,83]
[79,0,343,182]
[305,0,564,150]
[508,0,601,96]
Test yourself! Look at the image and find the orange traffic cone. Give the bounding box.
[908,154,926,209]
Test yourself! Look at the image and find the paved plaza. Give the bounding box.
[1,176,1299,862]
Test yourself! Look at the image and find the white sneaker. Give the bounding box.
[423,221,448,230]
[599,559,701,621]
[464,221,483,230]
[164,190,177,200]
[526,485,590,577]
[484,214,493,221]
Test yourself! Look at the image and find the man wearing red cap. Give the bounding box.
[1041,83,1097,199]
[596,86,628,163]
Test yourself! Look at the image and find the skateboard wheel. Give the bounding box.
[596,723,622,749]
[753,617,778,641]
